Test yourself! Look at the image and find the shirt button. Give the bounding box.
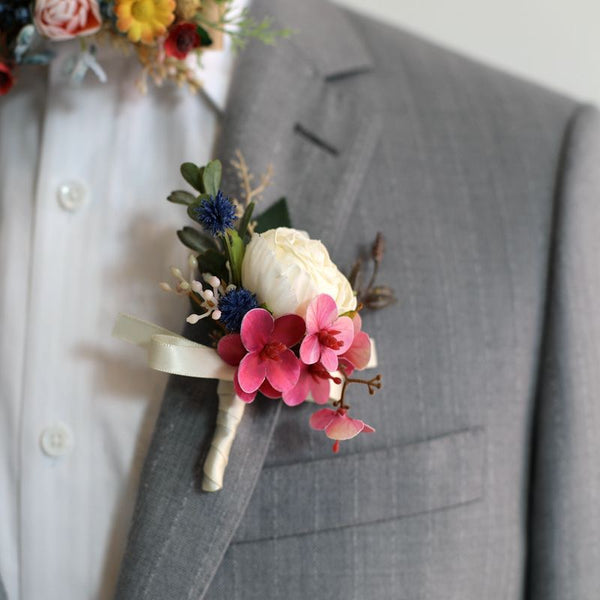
[40,423,74,458]
[56,180,88,212]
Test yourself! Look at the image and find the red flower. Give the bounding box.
[0,63,14,96]
[164,22,201,60]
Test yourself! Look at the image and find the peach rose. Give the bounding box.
[34,0,102,41]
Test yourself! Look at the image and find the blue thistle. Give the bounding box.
[219,288,259,332]
[190,190,237,236]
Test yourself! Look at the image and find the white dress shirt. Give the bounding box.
[0,20,240,599]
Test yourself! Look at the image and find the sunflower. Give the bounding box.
[115,0,176,44]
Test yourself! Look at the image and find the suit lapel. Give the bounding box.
[114,2,381,599]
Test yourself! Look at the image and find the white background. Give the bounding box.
[333,0,600,105]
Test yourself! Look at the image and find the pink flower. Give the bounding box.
[218,308,305,403]
[35,0,102,41]
[282,362,341,407]
[339,313,371,375]
[299,294,354,372]
[309,407,375,453]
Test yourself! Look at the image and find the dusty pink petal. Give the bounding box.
[351,313,362,336]
[234,370,257,403]
[342,331,371,371]
[362,423,376,433]
[272,314,306,347]
[309,375,331,404]
[306,294,338,333]
[330,315,355,353]
[319,346,339,372]
[300,333,321,365]
[266,348,301,392]
[259,380,282,399]
[338,357,355,375]
[309,408,337,430]
[282,367,311,406]
[217,334,246,366]
[240,308,274,352]
[238,352,267,393]
[325,413,364,440]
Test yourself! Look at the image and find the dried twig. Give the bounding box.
[230,149,274,207]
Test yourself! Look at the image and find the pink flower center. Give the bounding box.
[318,329,344,350]
[310,363,342,384]
[260,341,287,361]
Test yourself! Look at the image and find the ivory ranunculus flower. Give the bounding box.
[241,228,357,318]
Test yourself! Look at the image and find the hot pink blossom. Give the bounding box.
[299,294,354,372]
[282,362,341,407]
[218,308,305,403]
[309,407,375,453]
[339,313,371,375]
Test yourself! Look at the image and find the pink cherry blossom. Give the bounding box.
[299,294,354,372]
[309,407,375,453]
[339,313,371,375]
[217,308,305,403]
[282,362,341,407]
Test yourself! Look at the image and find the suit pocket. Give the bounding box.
[233,427,485,544]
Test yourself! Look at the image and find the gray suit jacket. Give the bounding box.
[11,1,590,599]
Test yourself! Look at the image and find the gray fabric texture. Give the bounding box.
[112,0,600,598]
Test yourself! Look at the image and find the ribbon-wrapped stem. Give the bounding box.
[202,381,246,492]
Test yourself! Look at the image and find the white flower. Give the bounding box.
[241,227,356,318]
[186,274,230,324]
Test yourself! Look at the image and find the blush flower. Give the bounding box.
[218,308,305,403]
[34,0,102,40]
[164,21,201,59]
[282,362,341,407]
[300,294,354,372]
[309,407,375,453]
[338,313,371,375]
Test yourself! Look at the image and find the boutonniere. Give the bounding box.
[114,153,395,491]
[0,0,289,95]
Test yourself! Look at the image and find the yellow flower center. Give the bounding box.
[131,0,156,21]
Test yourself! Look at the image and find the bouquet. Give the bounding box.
[115,153,394,491]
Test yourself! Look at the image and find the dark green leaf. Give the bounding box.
[237,201,255,238]
[180,162,204,192]
[176,227,217,252]
[196,25,213,46]
[167,190,197,206]
[187,195,211,223]
[197,248,228,281]
[254,197,292,233]
[202,160,222,197]
[227,229,245,286]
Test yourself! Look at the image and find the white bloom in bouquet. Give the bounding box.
[242,227,357,318]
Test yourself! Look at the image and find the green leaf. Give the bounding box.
[202,160,222,197]
[180,162,204,192]
[176,227,217,252]
[196,25,213,46]
[187,195,211,223]
[167,190,197,206]
[254,197,292,233]
[228,229,245,285]
[197,248,228,281]
[237,201,255,238]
